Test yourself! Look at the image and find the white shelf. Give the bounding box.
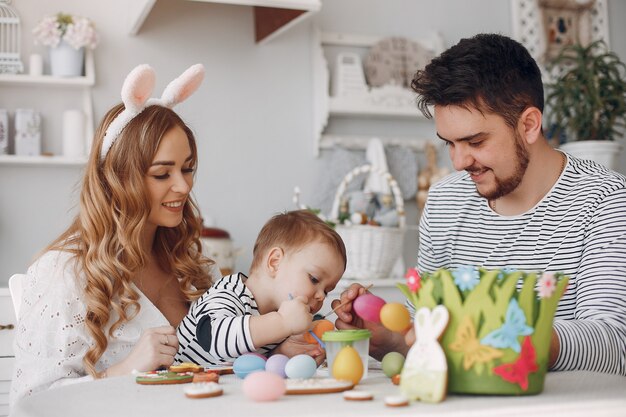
[328,97,425,119]
[0,155,87,167]
[128,0,320,43]
[312,30,444,156]
[0,74,94,87]
[0,52,95,166]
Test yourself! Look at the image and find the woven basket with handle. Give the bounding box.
[330,165,405,279]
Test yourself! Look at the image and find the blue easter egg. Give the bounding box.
[265,354,289,378]
[233,353,267,379]
[284,354,317,379]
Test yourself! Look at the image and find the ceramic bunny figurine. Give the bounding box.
[400,305,449,403]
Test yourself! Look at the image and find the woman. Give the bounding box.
[10,64,217,404]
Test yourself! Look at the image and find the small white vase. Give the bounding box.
[560,140,622,170]
[49,40,85,77]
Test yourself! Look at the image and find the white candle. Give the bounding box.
[29,54,43,76]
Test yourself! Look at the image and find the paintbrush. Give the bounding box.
[318,283,374,320]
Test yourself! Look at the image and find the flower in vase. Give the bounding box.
[33,13,99,50]
[404,268,421,293]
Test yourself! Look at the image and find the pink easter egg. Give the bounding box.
[353,293,386,323]
[242,371,286,402]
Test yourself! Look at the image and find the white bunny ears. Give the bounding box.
[100,63,205,162]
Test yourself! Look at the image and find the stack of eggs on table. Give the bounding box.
[236,319,333,401]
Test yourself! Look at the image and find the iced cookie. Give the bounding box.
[184,382,224,399]
[385,395,409,407]
[343,390,374,401]
[169,362,204,373]
[135,370,194,385]
[193,371,220,383]
[285,378,353,395]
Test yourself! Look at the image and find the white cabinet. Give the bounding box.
[312,30,445,156]
[0,51,95,166]
[0,288,16,417]
[128,0,320,44]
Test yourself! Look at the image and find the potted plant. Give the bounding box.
[32,12,99,77]
[545,40,626,169]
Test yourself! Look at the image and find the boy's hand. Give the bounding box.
[272,334,326,366]
[278,295,312,335]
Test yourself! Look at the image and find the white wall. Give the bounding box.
[1,0,625,285]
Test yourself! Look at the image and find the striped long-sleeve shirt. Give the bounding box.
[417,153,626,375]
[175,273,277,366]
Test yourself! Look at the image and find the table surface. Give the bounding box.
[11,370,626,417]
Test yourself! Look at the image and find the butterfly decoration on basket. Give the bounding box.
[448,316,503,371]
[480,298,534,353]
[493,336,539,391]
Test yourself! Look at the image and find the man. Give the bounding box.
[333,33,626,375]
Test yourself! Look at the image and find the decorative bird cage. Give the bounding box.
[0,0,24,74]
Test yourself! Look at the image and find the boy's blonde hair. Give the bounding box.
[250,210,347,273]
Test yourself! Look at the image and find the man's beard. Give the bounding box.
[476,131,530,200]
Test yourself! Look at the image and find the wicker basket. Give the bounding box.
[330,165,405,279]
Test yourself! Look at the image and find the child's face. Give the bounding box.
[274,240,344,314]
[144,125,195,229]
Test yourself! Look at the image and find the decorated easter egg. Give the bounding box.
[304,319,334,344]
[233,353,267,379]
[332,345,363,385]
[242,371,286,401]
[381,352,405,378]
[265,354,289,378]
[353,293,386,323]
[284,354,317,379]
[380,302,411,332]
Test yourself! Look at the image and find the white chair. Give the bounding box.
[8,273,26,320]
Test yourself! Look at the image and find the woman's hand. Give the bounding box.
[106,325,179,377]
[331,283,410,360]
[272,333,326,366]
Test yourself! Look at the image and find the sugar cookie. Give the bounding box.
[169,362,204,373]
[343,390,374,401]
[184,382,224,399]
[285,378,353,395]
[193,371,219,383]
[385,395,409,407]
[135,370,194,385]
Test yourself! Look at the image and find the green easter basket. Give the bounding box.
[398,267,568,395]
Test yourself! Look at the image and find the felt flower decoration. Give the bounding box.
[481,298,534,353]
[493,336,539,391]
[537,272,557,298]
[497,267,515,280]
[449,316,503,371]
[452,266,480,291]
[404,268,422,293]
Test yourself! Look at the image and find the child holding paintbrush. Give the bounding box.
[175,210,347,366]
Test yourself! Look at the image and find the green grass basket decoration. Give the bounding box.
[398,267,569,395]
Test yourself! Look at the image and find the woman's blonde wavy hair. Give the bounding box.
[45,104,213,377]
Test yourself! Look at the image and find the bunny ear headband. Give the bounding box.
[100,63,205,162]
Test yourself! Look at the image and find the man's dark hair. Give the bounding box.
[411,33,544,128]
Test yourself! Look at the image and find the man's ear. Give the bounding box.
[518,106,543,145]
[266,247,284,277]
